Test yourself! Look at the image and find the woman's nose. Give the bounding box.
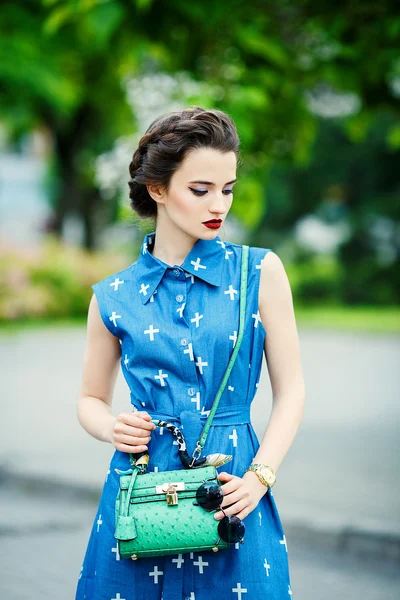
[209,193,228,213]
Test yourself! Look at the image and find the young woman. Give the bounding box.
[75,106,305,600]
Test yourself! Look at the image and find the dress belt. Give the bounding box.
[147,404,251,426]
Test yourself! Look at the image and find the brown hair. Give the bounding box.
[128,106,241,220]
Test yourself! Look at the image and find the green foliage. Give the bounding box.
[0,239,132,322]
[0,0,399,304]
[286,255,344,305]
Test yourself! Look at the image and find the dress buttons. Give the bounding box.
[176,294,184,302]
[173,268,181,277]
[180,338,188,346]
[187,388,195,396]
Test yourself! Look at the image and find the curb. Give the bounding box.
[1,467,399,565]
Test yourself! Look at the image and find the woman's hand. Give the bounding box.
[214,471,269,521]
[110,411,156,454]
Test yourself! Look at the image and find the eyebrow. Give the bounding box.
[188,179,237,185]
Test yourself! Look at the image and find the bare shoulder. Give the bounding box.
[257,249,296,334]
[259,251,293,306]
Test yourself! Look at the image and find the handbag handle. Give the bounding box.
[129,244,249,470]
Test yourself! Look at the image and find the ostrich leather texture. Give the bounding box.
[115,465,229,559]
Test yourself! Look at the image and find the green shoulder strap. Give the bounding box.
[190,244,249,466]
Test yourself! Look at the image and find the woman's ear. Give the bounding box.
[147,184,166,204]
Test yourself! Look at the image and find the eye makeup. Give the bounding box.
[189,188,234,196]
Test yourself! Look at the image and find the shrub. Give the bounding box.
[0,237,132,322]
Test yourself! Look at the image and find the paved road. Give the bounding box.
[0,326,399,598]
[0,475,398,600]
[1,326,399,535]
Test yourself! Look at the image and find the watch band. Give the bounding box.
[245,463,276,489]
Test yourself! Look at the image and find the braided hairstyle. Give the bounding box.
[128,106,240,220]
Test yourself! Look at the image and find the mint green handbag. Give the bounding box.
[114,245,249,560]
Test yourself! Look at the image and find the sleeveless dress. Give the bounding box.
[75,231,293,600]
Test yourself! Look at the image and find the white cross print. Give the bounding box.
[195,356,208,374]
[228,385,234,391]
[185,272,195,283]
[229,428,238,447]
[224,284,238,300]
[191,392,201,411]
[280,534,288,552]
[232,583,247,599]
[216,240,226,249]
[183,342,194,361]
[149,565,163,583]
[124,354,129,367]
[229,330,238,347]
[105,468,110,482]
[225,249,233,259]
[142,242,148,254]
[256,258,265,270]
[252,311,262,328]
[288,585,293,596]
[193,555,209,573]
[172,554,184,568]
[112,594,125,600]
[191,312,203,328]
[110,278,124,291]
[150,289,157,303]
[109,312,121,327]
[264,559,271,576]
[96,514,103,531]
[144,324,159,341]
[139,282,150,296]
[188,594,195,600]
[200,406,210,417]
[154,369,168,386]
[177,303,186,318]
[191,257,207,271]
[111,543,120,560]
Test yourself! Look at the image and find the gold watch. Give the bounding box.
[245,463,276,489]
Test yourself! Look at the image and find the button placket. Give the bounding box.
[169,271,199,409]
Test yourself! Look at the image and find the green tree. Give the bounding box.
[1,0,399,251]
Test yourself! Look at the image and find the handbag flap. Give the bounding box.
[119,465,218,502]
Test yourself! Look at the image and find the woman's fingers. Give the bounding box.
[111,411,156,449]
[115,442,149,454]
[116,432,152,446]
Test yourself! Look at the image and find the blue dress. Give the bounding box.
[75,231,293,600]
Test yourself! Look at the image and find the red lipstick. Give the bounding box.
[203,219,222,229]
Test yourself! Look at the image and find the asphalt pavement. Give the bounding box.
[1,325,399,599]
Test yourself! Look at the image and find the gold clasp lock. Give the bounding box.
[165,485,178,506]
[155,481,185,505]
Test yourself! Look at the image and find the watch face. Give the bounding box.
[260,467,275,484]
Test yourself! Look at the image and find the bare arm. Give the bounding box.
[250,251,306,475]
[77,294,155,450]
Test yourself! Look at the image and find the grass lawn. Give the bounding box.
[0,306,399,335]
[294,305,400,334]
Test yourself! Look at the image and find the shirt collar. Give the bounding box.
[135,231,226,304]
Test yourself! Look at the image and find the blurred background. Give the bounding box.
[0,1,399,599]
